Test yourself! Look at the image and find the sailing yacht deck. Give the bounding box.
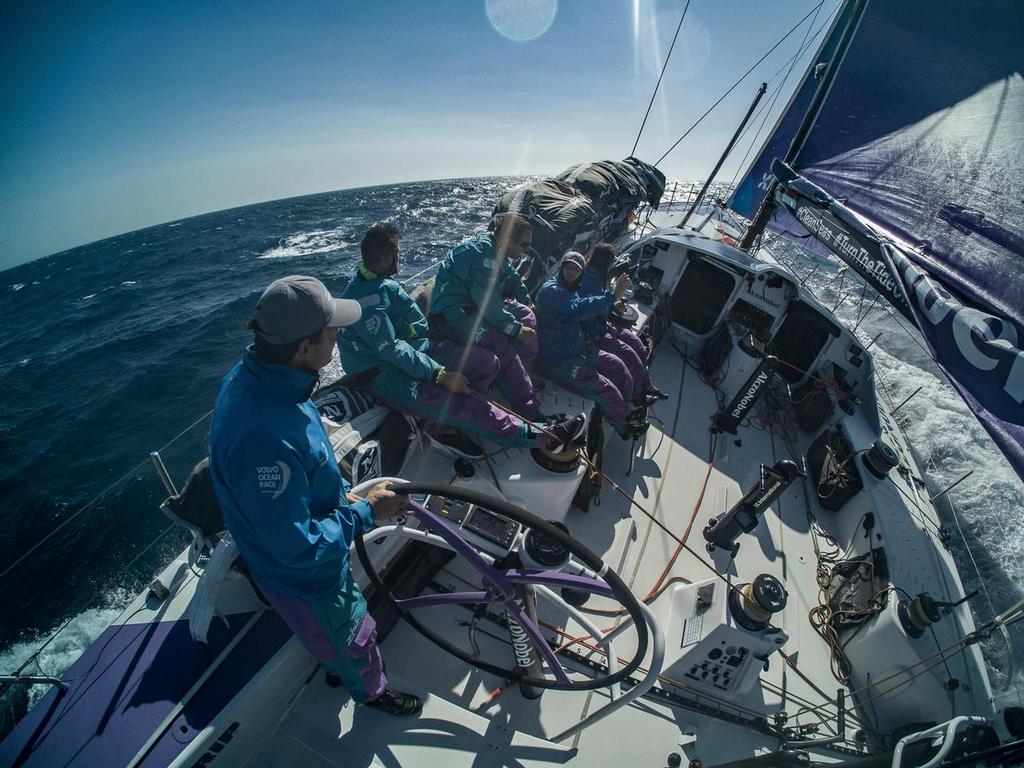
[0,229,1000,768]
[242,344,870,766]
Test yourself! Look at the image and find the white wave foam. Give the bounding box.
[121,281,137,287]
[258,228,352,259]
[0,590,131,709]
[80,293,97,300]
[11,283,25,292]
[786,241,1024,700]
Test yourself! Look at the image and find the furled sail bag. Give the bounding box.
[494,179,598,287]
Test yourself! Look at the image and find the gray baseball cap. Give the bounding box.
[251,275,362,344]
[560,251,586,271]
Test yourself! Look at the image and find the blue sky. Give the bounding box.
[0,0,837,270]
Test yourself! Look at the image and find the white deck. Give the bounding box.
[239,327,991,766]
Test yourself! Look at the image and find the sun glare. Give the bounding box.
[486,0,557,42]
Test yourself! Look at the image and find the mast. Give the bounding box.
[680,82,767,230]
[739,0,870,251]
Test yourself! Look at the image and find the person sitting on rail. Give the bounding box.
[338,221,584,459]
[535,252,658,439]
[209,274,421,716]
[581,243,667,402]
[428,212,541,420]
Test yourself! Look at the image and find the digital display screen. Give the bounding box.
[465,508,514,544]
[423,495,469,524]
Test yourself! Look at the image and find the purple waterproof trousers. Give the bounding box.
[367,338,534,447]
[595,327,650,393]
[258,574,387,704]
[541,349,633,429]
[505,299,538,362]
[434,302,541,420]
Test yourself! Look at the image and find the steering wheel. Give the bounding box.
[354,482,650,692]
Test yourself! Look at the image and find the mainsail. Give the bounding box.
[728,0,1024,479]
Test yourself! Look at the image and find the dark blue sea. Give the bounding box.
[1,178,1022,712]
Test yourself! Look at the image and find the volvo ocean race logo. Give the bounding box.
[257,461,291,498]
[364,314,382,336]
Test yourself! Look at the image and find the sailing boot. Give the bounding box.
[631,391,662,408]
[365,688,424,717]
[644,383,669,400]
[538,413,587,452]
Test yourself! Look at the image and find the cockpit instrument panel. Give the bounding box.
[421,495,520,553]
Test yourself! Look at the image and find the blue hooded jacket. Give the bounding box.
[338,266,442,382]
[209,351,375,599]
[430,233,532,338]
[535,274,615,364]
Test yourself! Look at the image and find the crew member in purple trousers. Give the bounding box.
[428,213,541,419]
[338,222,586,459]
[535,252,658,437]
[209,275,421,716]
[580,243,667,403]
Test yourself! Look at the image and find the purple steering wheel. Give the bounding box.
[355,482,650,691]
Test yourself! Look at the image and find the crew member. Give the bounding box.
[536,252,656,437]
[339,222,585,457]
[209,274,421,716]
[429,213,540,419]
[581,243,666,401]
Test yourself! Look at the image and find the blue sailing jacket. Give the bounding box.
[535,276,615,364]
[578,265,610,336]
[338,266,441,381]
[209,351,374,599]
[430,233,532,337]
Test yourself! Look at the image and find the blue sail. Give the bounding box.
[729,0,1024,479]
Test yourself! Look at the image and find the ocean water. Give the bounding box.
[0,178,1021,721]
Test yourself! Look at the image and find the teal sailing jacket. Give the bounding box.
[338,266,441,382]
[429,233,531,337]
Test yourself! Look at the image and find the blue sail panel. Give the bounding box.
[727,0,860,219]
[884,244,1024,481]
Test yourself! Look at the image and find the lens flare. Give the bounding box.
[485,0,557,42]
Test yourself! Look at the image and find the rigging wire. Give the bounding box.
[631,0,692,157]
[943,492,1020,698]
[724,0,839,192]
[0,408,214,584]
[9,521,182,680]
[654,0,826,167]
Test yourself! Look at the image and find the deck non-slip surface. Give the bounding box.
[266,342,862,766]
